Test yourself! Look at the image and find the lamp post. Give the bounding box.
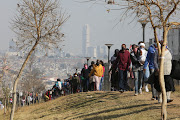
[105,44,113,65]
[74,67,78,73]
[138,19,148,43]
[85,57,91,66]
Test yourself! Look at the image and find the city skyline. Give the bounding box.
[0,0,155,56]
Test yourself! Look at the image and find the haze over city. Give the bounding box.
[0,0,154,56]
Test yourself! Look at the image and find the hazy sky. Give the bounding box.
[0,0,154,55]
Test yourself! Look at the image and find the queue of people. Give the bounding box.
[44,40,175,104]
[110,40,175,103]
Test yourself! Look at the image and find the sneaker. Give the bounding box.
[119,89,124,93]
[139,89,142,94]
[151,97,156,100]
[145,86,149,92]
[134,93,138,96]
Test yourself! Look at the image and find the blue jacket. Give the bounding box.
[144,44,156,70]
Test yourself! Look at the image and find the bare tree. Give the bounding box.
[10,0,69,119]
[85,0,180,119]
[121,1,180,119]
[0,55,15,114]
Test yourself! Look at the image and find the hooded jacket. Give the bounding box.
[144,44,156,70]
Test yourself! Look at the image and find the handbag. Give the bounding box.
[170,60,180,80]
[146,72,155,84]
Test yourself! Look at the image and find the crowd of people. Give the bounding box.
[44,59,106,101]
[44,40,175,104]
[110,41,175,103]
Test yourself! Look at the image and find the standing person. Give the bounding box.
[81,64,90,92]
[27,94,31,106]
[89,60,103,91]
[72,73,80,93]
[88,61,95,91]
[144,42,158,100]
[113,44,131,92]
[55,78,62,97]
[110,49,119,91]
[130,44,143,96]
[154,43,175,103]
[99,60,105,91]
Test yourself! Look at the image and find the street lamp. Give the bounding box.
[74,66,78,73]
[105,44,113,65]
[84,57,91,66]
[138,19,148,43]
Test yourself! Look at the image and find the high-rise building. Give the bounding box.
[82,24,90,57]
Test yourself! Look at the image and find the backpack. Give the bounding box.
[170,60,180,80]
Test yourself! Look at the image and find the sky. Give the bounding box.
[0,0,154,56]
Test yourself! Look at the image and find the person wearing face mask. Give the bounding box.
[130,44,144,96]
[113,44,131,92]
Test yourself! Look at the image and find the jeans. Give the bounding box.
[118,69,128,90]
[150,69,157,98]
[134,70,143,94]
[99,77,104,91]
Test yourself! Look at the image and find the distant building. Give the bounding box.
[87,46,97,58]
[167,28,180,60]
[97,45,107,58]
[82,24,90,57]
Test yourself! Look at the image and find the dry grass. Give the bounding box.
[0,86,180,120]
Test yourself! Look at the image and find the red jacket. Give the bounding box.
[113,50,131,71]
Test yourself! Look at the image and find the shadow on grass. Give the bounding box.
[83,105,161,120]
[73,103,160,119]
[67,93,109,109]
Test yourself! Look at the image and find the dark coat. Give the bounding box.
[81,68,89,79]
[130,50,143,71]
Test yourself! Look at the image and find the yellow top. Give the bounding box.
[89,64,103,77]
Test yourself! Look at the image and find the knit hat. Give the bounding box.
[139,43,145,47]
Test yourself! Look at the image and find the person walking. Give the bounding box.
[88,61,95,91]
[144,42,159,100]
[110,49,119,91]
[89,60,103,91]
[99,60,105,91]
[113,44,131,92]
[138,42,149,92]
[130,44,143,96]
[154,43,175,103]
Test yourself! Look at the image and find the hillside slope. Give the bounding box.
[0,89,180,120]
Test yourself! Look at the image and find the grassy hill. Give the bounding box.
[0,86,180,120]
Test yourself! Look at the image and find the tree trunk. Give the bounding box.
[4,97,6,114]
[159,29,168,120]
[10,42,38,120]
[153,27,161,56]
